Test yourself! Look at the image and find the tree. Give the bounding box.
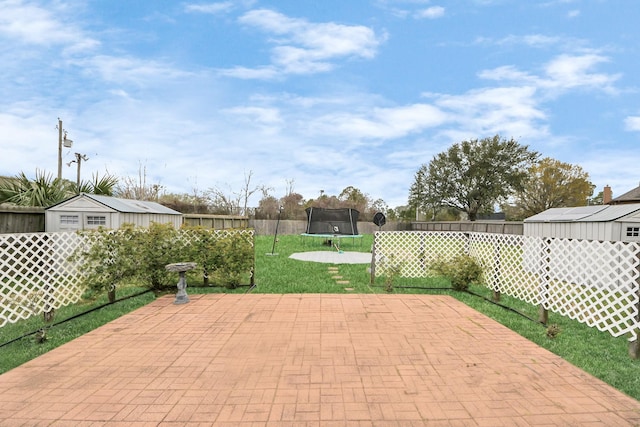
[0,169,118,207]
[207,170,267,216]
[280,192,304,219]
[408,165,441,220]
[508,157,595,219]
[115,163,163,201]
[76,172,118,196]
[413,135,538,221]
[158,192,210,213]
[0,170,69,207]
[339,186,368,214]
[256,194,280,219]
[588,190,604,206]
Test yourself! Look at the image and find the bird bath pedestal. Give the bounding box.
[165,262,197,305]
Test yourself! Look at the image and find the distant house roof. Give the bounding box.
[47,193,182,215]
[525,204,640,223]
[609,183,640,204]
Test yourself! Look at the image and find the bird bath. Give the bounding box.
[165,262,197,304]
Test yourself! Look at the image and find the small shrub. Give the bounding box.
[431,254,483,291]
[379,254,403,293]
[546,324,561,339]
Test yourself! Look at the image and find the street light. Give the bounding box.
[57,118,73,180]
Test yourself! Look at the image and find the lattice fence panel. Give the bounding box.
[179,228,255,246]
[541,238,640,339]
[0,232,85,327]
[373,231,467,278]
[373,231,640,340]
[1,228,256,328]
[468,233,546,306]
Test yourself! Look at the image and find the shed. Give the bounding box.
[45,193,182,232]
[524,204,640,242]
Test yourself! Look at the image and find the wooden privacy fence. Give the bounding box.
[372,231,640,349]
[0,228,254,328]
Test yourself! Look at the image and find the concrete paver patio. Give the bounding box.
[1,294,639,426]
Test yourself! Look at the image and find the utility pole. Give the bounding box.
[58,119,63,180]
[57,118,73,180]
[68,153,89,190]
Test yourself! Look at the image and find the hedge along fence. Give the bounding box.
[372,231,640,357]
[0,225,255,328]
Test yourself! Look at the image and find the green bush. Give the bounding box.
[76,225,255,293]
[75,224,138,295]
[187,231,253,289]
[430,254,483,291]
[133,223,185,290]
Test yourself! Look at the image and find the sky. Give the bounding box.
[1,0,639,209]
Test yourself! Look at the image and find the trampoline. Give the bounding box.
[301,207,363,249]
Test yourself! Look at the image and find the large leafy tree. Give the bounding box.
[411,135,539,221]
[339,186,368,213]
[507,157,595,219]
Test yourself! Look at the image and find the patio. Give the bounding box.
[1,293,639,426]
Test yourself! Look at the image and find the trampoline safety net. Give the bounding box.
[304,207,359,235]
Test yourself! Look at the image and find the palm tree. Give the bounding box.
[75,173,119,196]
[0,170,70,207]
[0,170,119,207]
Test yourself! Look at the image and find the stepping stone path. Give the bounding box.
[327,266,353,290]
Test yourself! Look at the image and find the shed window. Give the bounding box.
[627,227,640,237]
[86,216,106,226]
[60,215,79,225]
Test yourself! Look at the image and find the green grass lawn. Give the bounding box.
[1,233,638,401]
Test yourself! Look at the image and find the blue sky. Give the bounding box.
[1,0,639,209]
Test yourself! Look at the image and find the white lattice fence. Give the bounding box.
[373,231,640,340]
[373,231,467,277]
[179,228,255,246]
[542,238,639,338]
[469,233,545,306]
[0,228,256,328]
[0,232,86,327]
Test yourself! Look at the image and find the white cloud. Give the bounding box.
[541,53,620,93]
[478,65,538,83]
[221,9,384,78]
[218,65,279,80]
[430,86,548,140]
[624,116,640,132]
[311,104,447,140]
[477,53,621,97]
[74,55,194,85]
[224,106,283,135]
[0,0,98,52]
[567,9,580,18]
[184,2,235,15]
[414,6,445,19]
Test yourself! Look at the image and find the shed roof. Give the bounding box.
[525,204,640,223]
[47,193,181,215]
